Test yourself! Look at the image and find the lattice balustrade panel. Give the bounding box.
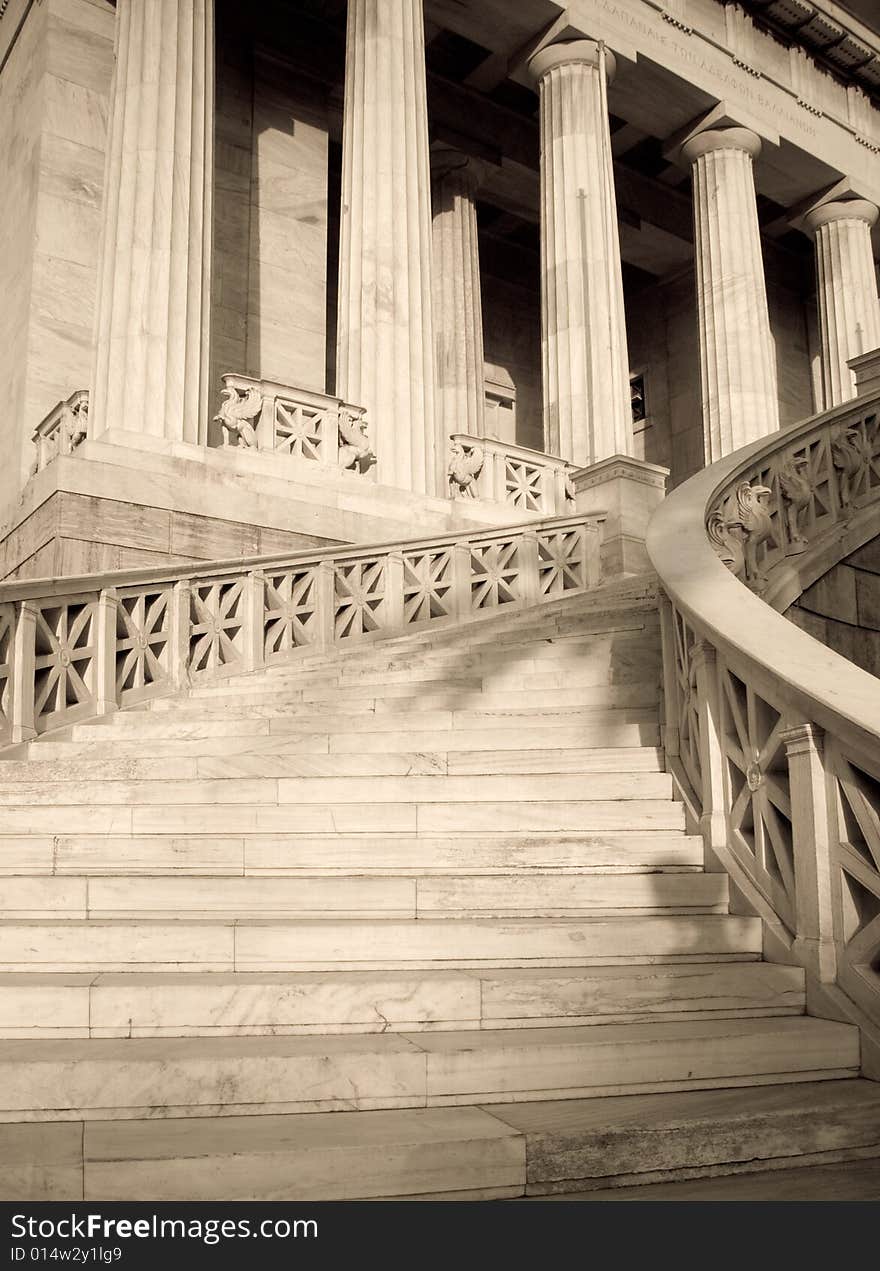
[32,598,98,732]
[670,607,702,804]
[273,400,327,461]
[333,558,386,640]
[504,458,545,512]
[116,586,173,705]
[401,549,454,626]
[536,526,587,597]
[263,567,319,661]
[719,663,796,931]
[0,604,12,742]
[826,742,880,1018]
[469,538,520,611]
[187,579,246,676]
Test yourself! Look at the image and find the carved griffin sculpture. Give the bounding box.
[214,385,263,448]
[708,480,774,589]
[337,408,376,473]
[831,425,872,514]
[778,455,811,553]
[448,440,484,496]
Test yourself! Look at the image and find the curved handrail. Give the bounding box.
[0,511,601,747]
[647,387,880,1033]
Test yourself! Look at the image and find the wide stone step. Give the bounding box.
[0,747,666,781]
[0,831,702,877]
[0,914,760,971]
[32,721,661,758]
[0,1017,858,1122]
[0,872,728,921]
[0,963,805,1039]
[0,798,686,837]
[6,1077,876,1200]
[0,771,674,806]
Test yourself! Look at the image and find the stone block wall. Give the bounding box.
[786,536,880,679]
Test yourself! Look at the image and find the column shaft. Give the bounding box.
[432,154,485,445]
[336,0,437,494]
[90,0,214,443]
[807,200,880,407]
[529,40,632,467]
[685,127,778,462]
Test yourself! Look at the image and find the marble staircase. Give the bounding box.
[1,578,879,1199]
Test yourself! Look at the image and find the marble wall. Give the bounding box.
[787,536,880,680]
[0,0,114,527]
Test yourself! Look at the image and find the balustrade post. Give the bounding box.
[658,592,681,761]
[781,721,837,983]
[11,602,37,743]
[553,468,569,514]
[451,542,474,620]
[170,580,192,690]
[493,450,507,504]
[243,572,266,673]
[384,553,406,633]
[256,392,275,451]
[691,640,728,862]
[94,588,118,717]
[517,531,541,607]
[583,522,602,591]
[314,560,337,652]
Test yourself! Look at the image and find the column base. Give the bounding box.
[571,455,668,576]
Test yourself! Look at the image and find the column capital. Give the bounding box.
[430,147,486,193]
[527,39,617,86]
[681,125,762,165]
[804,198,879,235]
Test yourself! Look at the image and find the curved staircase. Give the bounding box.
[1,570,878,1200]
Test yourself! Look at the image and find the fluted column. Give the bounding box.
[432,150,486,448]
[336,0,437,494]
[805,199,880,407]
[527,40,633,467]
[90,0,213,443]
[683,126,778,463]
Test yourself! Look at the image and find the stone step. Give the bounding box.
[0,797,686,837]
[0,914,761,971]
[0,1017,858,1122]
[0,747,666,781]
[30,722,661,758]
[79,706,659,737]
[0,772,674,807]
[0,831,702,877]
[0,872,729,921]
[0,963,804,1039]
[145,684,660,716]
[6,1077,877,1201]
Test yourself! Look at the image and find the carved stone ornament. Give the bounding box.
[448,439,484,496]
[777,455,811,553]
[831,424,872,515]
[707,480,774,589]
[338,407,376,474]
[64,396,89,452]
[214,384,263,448]
[746,760,763,792]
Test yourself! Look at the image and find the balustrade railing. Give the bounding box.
[31,390,90,473]
[0,514,600,746]
[448,434,575,516]
[216,374,375,473]
[648,386,880,1032]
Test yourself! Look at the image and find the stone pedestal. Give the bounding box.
[336,0,437,495]
[849,346,880,398]
[805,200,880,408]
[90,0,214,444]
[432,150,486,456]
[527,40,632,468]
[571,455,668,576]
[682,126,778,463]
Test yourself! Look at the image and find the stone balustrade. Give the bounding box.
[216,374,376,474]
[448,433,575,516]
[0,512,600,746]
[647,379,880,1043]
[31,390,90,474]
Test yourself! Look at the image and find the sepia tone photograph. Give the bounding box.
[1,0,880,1223]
